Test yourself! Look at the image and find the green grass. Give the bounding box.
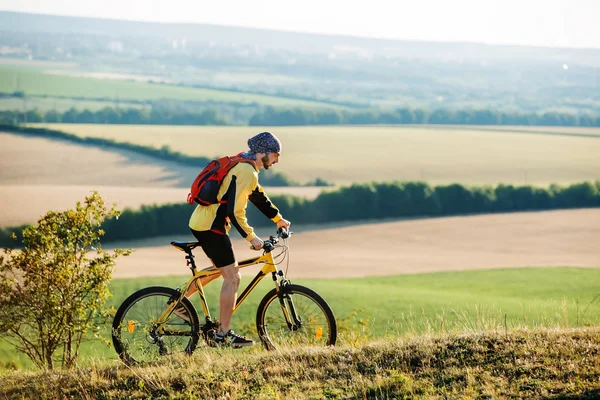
[104,267,600,339]
[0,66,346,110]
[30,123,600,186]
[1,267,598,370]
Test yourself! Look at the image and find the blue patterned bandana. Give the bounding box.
[239,151,256,160]
[247,131,282,155]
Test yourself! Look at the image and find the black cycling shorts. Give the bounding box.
[190,229,236,268]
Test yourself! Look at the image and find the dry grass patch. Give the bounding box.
[0,132,195,187]
[1,327,599,399]
[32,123,600,186]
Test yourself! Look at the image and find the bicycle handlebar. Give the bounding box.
[278,227,291,239]
[251,228,292,252]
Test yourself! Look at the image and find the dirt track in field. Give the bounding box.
[110,208,600,279]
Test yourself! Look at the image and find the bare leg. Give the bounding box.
[216,262,240,334]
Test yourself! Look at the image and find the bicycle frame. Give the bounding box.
[158,244,285,327]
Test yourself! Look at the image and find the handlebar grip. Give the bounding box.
[278,227,290,239]
[251,241,273,251]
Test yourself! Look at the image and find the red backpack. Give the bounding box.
[187,153,256,205]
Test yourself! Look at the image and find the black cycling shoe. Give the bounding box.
[214,330,255,348]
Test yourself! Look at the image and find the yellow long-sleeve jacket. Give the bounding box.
[188,161,282,242]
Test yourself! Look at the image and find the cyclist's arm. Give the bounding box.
[248,183,282,223]
[225,165,261,242]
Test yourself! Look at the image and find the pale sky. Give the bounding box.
[1,0,599,49]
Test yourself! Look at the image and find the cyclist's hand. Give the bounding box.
[276,218,291,232]
[250,237,264,250]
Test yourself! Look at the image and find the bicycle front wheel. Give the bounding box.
[112,286,200,364]
[256,284,337,350]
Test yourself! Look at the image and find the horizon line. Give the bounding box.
[2,9,599,51]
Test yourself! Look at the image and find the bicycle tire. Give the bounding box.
[256,284,337,350]
[112,286,201,364]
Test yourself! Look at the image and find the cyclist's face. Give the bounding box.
[261,153,280,170]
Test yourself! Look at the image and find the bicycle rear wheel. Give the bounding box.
[256,284,337,350]
[112,286,200,364]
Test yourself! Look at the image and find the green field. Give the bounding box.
[0,66,345,110]
[2,267,599,370]
[32,123,600,186]
[0,96,148,112]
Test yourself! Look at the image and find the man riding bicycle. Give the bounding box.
[184,131,291,347]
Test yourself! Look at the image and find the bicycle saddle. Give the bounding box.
[170,241,202,252]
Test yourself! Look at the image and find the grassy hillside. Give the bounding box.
[32,123,600,186]
[1,267,599,370]
[1,327,599,399]
[0,66,346,110]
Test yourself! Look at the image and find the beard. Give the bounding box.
[261,154,272,169]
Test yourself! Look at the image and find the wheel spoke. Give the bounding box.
[257,285,336,350]
[112,287,199,364]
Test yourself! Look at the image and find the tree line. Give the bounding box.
[249,108,600,127]
[2,104,599,127]
[0,106,228,126]
[2,180,598,247]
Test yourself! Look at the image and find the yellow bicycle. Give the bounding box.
[111,230,337,363]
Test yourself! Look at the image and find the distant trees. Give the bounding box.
[250,107,600,127]
[44,109,61,123]
[0,106,228,126]
[248,108,346,126]
[1,104,598,127]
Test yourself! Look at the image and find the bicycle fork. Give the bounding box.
[273,273,302,331]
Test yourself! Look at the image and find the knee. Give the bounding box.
[224,272,241,285]
[221,263,241,285]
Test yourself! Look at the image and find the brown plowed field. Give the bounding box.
[110,208,600,279]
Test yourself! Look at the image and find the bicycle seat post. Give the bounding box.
[185,251,197,273]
